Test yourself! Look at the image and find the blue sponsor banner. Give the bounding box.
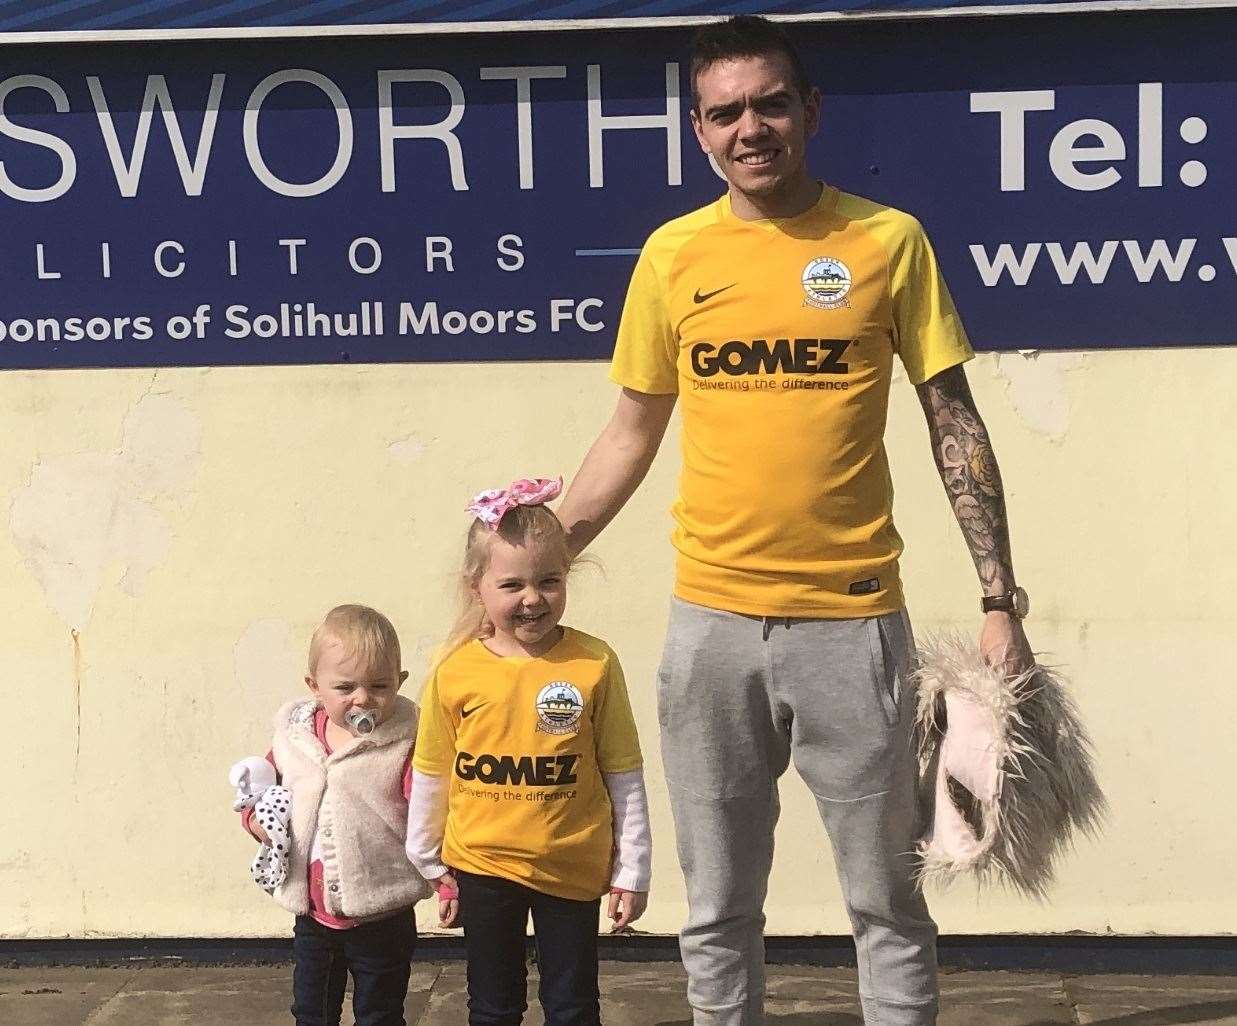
[0,1,1087,34]
[0,8,1233,368]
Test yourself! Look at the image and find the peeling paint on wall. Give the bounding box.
[388,434,434,464]
[234,618,301,709]
[992,351,1090,441]
[8,389,202,630]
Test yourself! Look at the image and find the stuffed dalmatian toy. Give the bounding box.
[229,756,293,893]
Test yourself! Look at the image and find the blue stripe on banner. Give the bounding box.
[244,0,367,29]
[0,0,1086,33]
[335,0,540,27]
[165,1,368,30]
[93,0,243,31]
[0,0,109,32]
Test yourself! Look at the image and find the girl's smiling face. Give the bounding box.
[474,536,568,658]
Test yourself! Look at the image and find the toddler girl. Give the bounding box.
[406,477,651,1026]
[237,604,431,1026]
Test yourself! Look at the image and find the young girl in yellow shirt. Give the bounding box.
[406,477,651,1026]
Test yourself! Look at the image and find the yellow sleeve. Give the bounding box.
[592,649,644,774]
[412,669,456,775]
[889,219,974,385]
[609,242,679,395]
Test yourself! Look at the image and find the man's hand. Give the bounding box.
[435,871,460,928]
[606,889,648,932]
[980,611,1034,677]
[246,818,270,846]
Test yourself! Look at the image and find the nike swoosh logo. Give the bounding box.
[694,283,736,304]
[461,704,482,719]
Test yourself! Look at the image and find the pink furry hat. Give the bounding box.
[911,634,1107,899]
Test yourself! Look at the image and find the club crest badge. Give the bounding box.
[802,257,852,310]
[536,681,584,735]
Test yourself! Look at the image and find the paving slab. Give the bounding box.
[939,970,1075,1026]
[598,964,693,1025]
[1064,973,1237,1025]
[0,967,134,1026]
[417,961,699,1026]
[81,966,294,1026]
[14,963,441,1026]
[749,966,863,1024]
[418,962,470,1025]
[3,963,1237,1026]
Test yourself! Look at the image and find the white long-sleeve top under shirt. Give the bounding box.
[407,767,652,893]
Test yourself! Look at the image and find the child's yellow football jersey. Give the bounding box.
[414,628,643,901]
[611,185,974,618]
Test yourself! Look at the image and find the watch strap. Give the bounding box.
[981,587,1028,617]
[981,593,1015,613]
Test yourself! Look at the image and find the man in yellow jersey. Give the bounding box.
[557,15,1033,1026]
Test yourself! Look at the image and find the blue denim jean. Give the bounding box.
[291,911,417,1026]
[457,871,601,1026]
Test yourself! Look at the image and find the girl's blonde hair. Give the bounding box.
[439,504,578,661]
[309,604,402,677]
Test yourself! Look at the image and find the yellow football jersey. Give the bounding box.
[414,627,643,901]
[611,185,974,618]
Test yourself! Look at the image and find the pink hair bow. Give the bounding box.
[465,477,563,529]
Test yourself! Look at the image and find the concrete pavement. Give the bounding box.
[3,962,1237,1025]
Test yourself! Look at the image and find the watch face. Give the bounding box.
[1013,587,1030,618]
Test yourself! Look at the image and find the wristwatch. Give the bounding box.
[981,586,1029,618]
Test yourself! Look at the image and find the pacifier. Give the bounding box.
[345,707,377,735]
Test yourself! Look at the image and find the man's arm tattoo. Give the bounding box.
[916,365,1016,594]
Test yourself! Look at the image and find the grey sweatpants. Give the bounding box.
[657,598,937,1026]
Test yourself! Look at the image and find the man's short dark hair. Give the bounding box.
[690,15,812,109]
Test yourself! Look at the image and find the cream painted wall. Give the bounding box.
[1,349,1233,939]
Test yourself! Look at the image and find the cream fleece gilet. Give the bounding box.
[270,696,431,920]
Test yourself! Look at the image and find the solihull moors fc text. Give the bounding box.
[0,298,606,346]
